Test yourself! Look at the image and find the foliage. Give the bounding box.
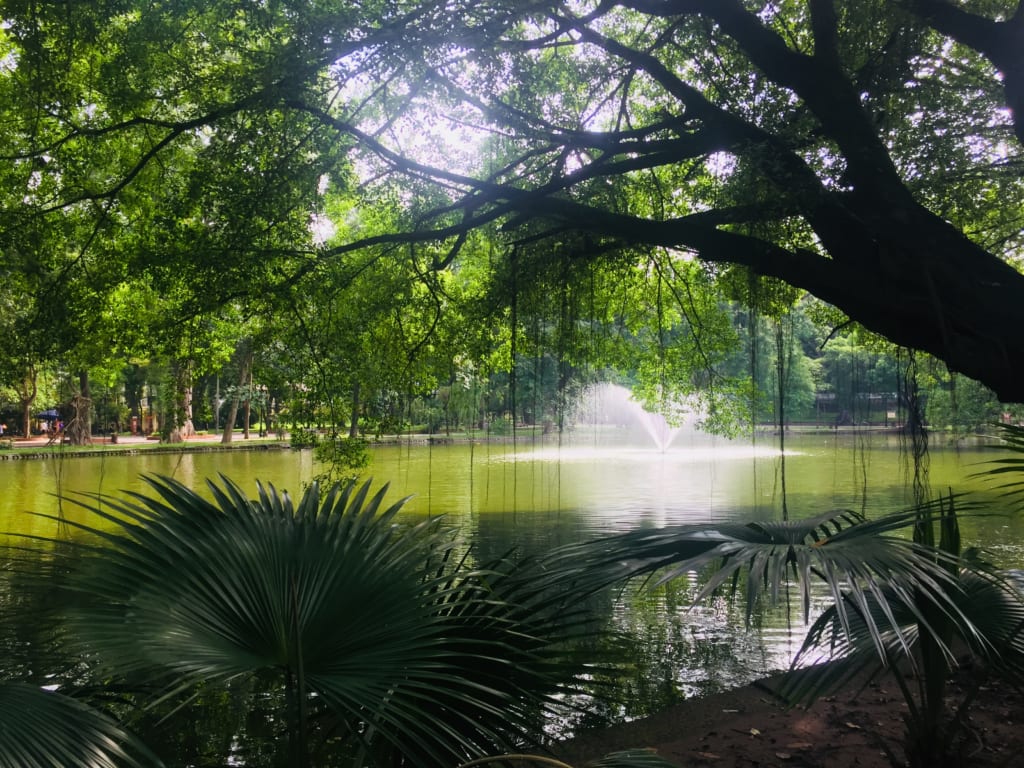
[578,505,964,632]
[0,681,161,768]
[312,434,370,487]
[922,369,1003,437]
[1,0,1022,440]
[779,494,1024,767]
[572,493,1024,767]
[27,475,610,767]
[289,428,320,449]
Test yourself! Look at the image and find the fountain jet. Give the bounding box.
[572,382,692,452]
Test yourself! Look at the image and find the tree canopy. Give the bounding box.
[1,1,1022,409]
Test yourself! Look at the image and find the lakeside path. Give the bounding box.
[0,423,939,462]
[552,666,1024,768]
[0,432,291,460]
[0,428,544,461]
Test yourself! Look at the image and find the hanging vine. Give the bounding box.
[901,349,931,519]
[774,315,791,521]
[508,245,518,444]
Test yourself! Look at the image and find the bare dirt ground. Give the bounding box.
[552,667,1024,767]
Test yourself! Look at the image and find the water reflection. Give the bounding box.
[1,433,1022,763]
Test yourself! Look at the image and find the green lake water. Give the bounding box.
[1,426,1021,744]
[3,429,1020,550]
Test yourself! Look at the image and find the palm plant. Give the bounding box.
[976,422,1024,512]
[0,680,160,768]
[780,495,1024,767]
[570,495,1024,767]
[0,554,160,767]
[31,475,611,767]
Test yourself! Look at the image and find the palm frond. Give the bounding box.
[31,474,607,767]
[570,500,985,667]
[0,682,160,768]
[779,559,1024,706]
[583,752,680,768]
[455,749,679,767]
[779,588,917,706]
[954,568,1024,682]
[972,423,1024,510]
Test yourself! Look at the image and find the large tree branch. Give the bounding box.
[501,196,1024,402]
[565,20,831,200]
[908,0,1024,144]
[560,16,892,268]
[700,1,917,208]
[808,0,841,65]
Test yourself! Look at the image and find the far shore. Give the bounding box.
[0,421,1002,461]
[0,431,290,461]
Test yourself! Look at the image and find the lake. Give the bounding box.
[1,425,1021,745]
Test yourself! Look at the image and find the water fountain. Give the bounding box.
[570,382,693,452]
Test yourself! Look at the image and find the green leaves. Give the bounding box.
[574,498,1014,685]
[573,491,1024,765]
[0,682,160,768]
[976,423,1024,513]
[38,474,602,766]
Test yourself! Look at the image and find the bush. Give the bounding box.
[313,435,370,486]
[289,428,319,449]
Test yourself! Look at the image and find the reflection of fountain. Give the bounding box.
[571,382,693,452]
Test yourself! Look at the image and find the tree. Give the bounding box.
[308,1,1024,403]
[0,0,345,436]
[315,0,1024,400]
[2,1,1022,405]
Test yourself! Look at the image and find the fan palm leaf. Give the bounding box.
[572,501,976,666]
[455,750,680,767]
[571,490,1024,767]
[33,475,604,767]
[0,681,160,768]
[782,560,1024,705]
[974,423,1024,511]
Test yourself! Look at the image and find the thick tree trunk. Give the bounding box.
[243,370,252,440]
[168,362,196,444]
[773,210,1024,404]
[222,347,252,445]
[19,400,32,439]
[182,382,196,438]
[65,371,92,446]
[16,365,37,439]
[712,4,1024,401]
[221,396,239,444]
